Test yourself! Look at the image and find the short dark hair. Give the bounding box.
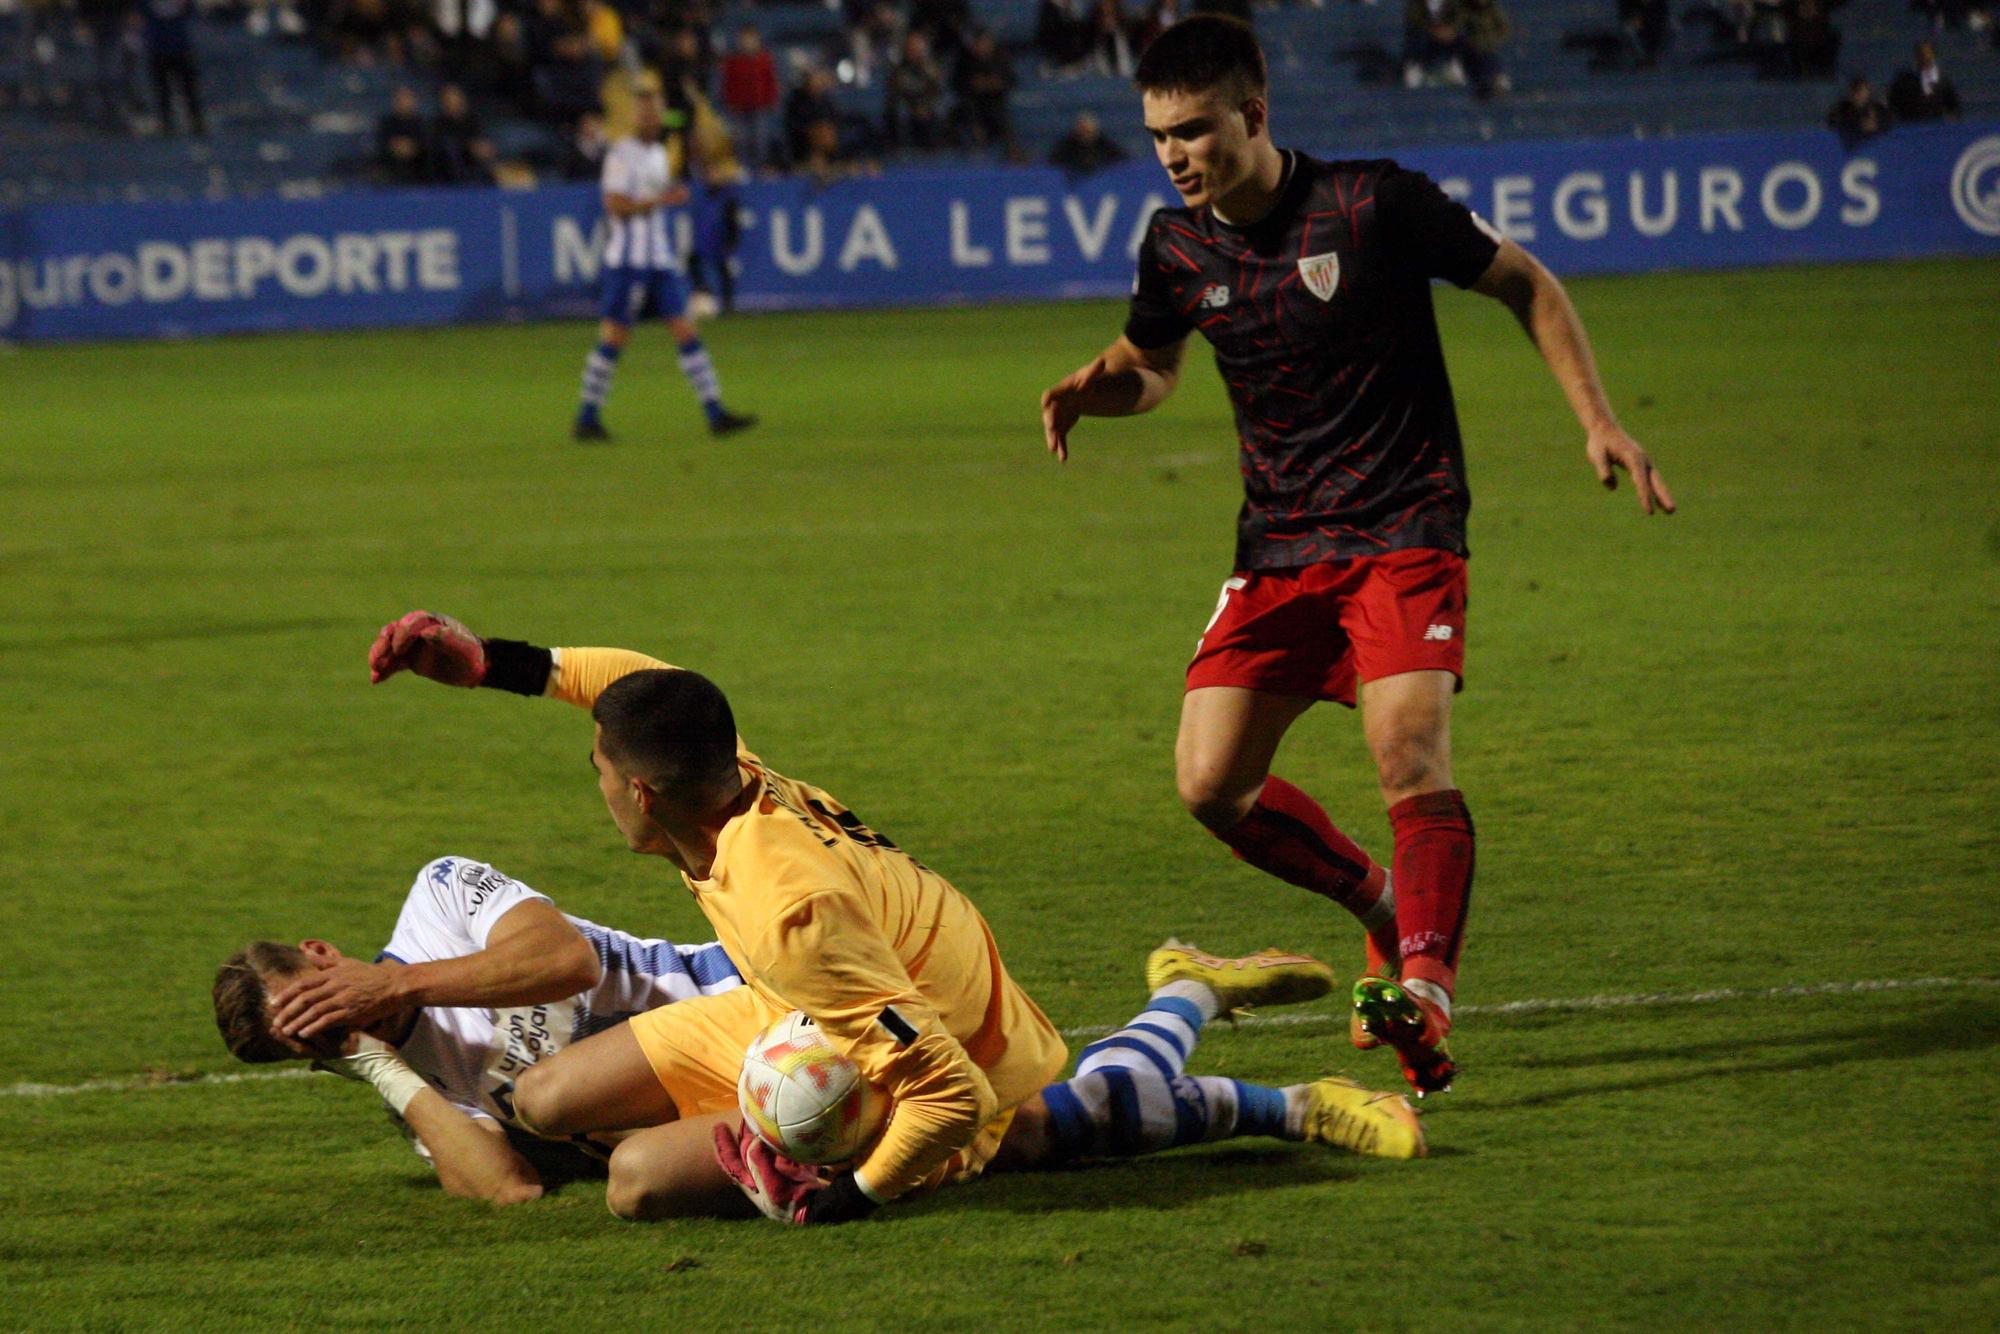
[592,668,740,790]
[1134,16,1267,103]
[213,942,312,1063]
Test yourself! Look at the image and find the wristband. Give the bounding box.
[801,1172,882,1226]
[319,1047,431,1117]
[481,640,553,696]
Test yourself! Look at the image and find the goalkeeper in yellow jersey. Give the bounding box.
[359,610,1423,1224]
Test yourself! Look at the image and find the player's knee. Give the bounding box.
[1371,732,1449,798]
[1177,765,1258,832]
[605,1136,697,1221]
[511,1064,574,1139]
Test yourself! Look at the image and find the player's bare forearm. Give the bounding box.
[603,192,657,219]
[395,900,601,1010]
[402,1090,545,1205]
[1041,335,1185,461]
[1474,241,1676,514]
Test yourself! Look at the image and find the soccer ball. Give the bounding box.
[737,1011,885,1165]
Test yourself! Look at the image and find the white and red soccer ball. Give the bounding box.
[737,1011,886,1165]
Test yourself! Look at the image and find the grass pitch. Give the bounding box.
[2,258,1997,1330]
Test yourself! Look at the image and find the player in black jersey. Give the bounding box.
[1039,16,1674,1096]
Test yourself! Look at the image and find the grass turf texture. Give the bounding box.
[2,257,1996,1329]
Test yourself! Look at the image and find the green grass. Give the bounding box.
[2,257,1996,1330]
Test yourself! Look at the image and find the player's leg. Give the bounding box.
[575,300,633,440]
[661,277,755,436]
[1004,954,1422,1163]
[1346,548,1474,1094]
[604,1110,760,1220]
[1176,684,1399,968]
[511,1023,680,1138]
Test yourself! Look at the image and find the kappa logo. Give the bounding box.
[1297,250,1341,301]
[1422,624,1455,642]
[1199,283,1231,308]
[1950,135,2000,237]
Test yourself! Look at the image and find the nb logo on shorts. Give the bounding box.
[1422,624,1455,642]
[1199,284,1231,309]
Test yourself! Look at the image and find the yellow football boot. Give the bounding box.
[1296,1076,1427,1160]
[1144,940,1337,1013]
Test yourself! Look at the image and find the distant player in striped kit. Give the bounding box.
[574,87,755,443]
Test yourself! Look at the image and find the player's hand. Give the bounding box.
[368,609,488,686]
[713,1120,830,1224]
[659,184,691,208]
[270,958,408,1040]
[1586,425,1676,516]
[1040,356,1108,463]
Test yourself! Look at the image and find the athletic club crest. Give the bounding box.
[1298,251,1341,301]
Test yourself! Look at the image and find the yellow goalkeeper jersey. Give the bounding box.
[550,646,1068,1200]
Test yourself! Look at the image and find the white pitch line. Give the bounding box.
[6,976,1994,1101]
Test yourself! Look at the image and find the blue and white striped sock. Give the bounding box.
[577,341,620,423]
[1039,982,1304,1159]
[676,338,724,423]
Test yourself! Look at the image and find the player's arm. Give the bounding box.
[1039,334,1187,462]
[1470,239,1676,516]
[272,898,599,1040]
[749,890,999,1217]
[403,1091,545,1205]
[318,1042,542,1205]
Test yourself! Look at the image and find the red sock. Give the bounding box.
[1217,776,1397,952]
[1388,789,1475,1001]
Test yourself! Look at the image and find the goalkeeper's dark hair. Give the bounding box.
[213,941,311,1064]
[1134,16,1267,103]
[591,668,740,792]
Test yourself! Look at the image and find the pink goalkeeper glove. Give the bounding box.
[367,610,487,687]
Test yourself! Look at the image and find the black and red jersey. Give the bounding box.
[1125,152,1500,571]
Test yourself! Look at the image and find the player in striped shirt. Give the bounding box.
[213,855,744,1205]
[574,87,755,443]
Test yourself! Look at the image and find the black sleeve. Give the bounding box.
[1121,213,1196,350]
[1377,165,1502,289]
[481,639,553,696]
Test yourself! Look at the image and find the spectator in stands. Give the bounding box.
[525,0,600,121]
[1403,0,1507,96]
[911,0,974,59]
[720,25,779,169]
[430,81,496,183]
[1888,40,1961,120]
[1782,0,1839,77]
[377,83,432,183]
[77,0,140,129]
[659,26,710,129]
[951,26,1016,156]
[327,0,435,68]
[562,109,610,179]
[1619,0,1669,66]
[800,116,877,183]
[1089,0,1135,76]
[463,11,534,108]
[140,0,204,135]
[1459,0,1511,96]
[1036,0,1096,72]
[782,65,841,166]
[246,0,305,38]
[1914,0,1995,34]
[846,0,903,87]
[1049,109,1126,173]
[1192,0,1252,19]
[1826,73,1888,147]
[883,29,944,150]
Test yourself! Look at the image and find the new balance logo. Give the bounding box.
[1199,284,1230,309]
[1422,625,1454,642]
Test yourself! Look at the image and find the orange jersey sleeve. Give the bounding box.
[740,887,998,1201]
[548,646,759,762]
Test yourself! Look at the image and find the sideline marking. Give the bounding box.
[7,976,1994,1099]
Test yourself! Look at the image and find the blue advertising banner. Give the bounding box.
[4,121,1997,342]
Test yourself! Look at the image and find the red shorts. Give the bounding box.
[1185,548,1468,708]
